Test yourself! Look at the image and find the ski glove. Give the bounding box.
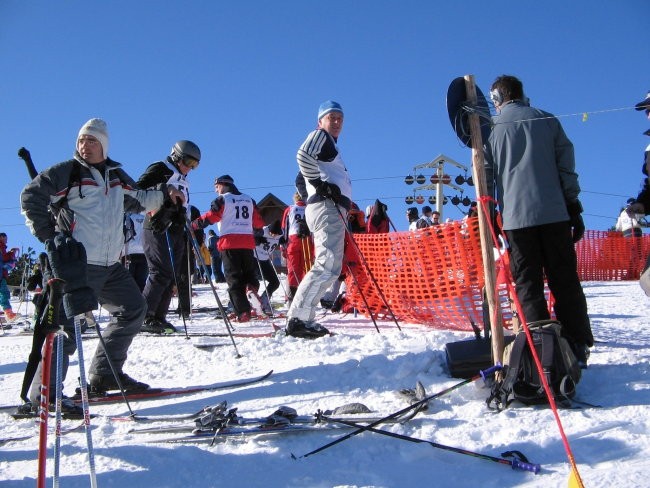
[45,234,98,319]
[296,220,311,238]
[309,178,342,204]
[149,199,182,234]
[567,200,585,243]
[254,230,268,246]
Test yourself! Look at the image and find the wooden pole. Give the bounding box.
[463,74,505,364]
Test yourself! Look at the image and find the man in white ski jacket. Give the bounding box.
[21,118,185,403]
[286,100,352,338]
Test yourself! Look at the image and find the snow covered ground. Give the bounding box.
[1,279,648,488]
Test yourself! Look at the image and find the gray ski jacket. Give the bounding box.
[484,101,580,231]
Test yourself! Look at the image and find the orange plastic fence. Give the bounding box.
[344,224,649,331]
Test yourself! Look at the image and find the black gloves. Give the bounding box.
[309,178,342,204]
[149,199,180,234]
[254,229,267,246]
[45,235,97,319]
[296,220,311,238]
[567,200,585,243]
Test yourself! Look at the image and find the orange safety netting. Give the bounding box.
[344,224,649,331]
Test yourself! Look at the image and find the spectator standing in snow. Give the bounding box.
[406,207,419,231]
[281,192,313,303]
[0,233,19,322]
[193,174,265,323]
[20,118,184,405]
[623,91,650,285]
[254,220,283,315]
[483,75,593,367]
[347,202,366,233]
[286,100,352,338]
[416,206,434,228]
[207,229,226,282]
[626,92,650,222]
[366,199,390,234]
[137,140,201,334]
[616,199,643,238]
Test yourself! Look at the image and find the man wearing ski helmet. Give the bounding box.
[285,100,352,338]
[137,140,200,334]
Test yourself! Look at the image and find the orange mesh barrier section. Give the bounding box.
[344,225,649,331]
[575,230,649,281]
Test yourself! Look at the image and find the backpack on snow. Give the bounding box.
[487,320,581,410]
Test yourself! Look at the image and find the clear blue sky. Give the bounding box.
[1,1,648,253]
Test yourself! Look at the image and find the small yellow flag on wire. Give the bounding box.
[582,112,588,122]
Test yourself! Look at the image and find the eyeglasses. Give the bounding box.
[78,137,100,146]
[182,158,199,169]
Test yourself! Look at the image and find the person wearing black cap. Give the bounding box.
[286,100,352,338]
[136,140,201,334]
[193,175,266,322]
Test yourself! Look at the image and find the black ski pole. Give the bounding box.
[184,218,241,358]
[335,206,401,330]
[20,252,51,403]
[164,230,189,338]
[317,415,540,473]
[345,263,380,333]
[293,363,501,459]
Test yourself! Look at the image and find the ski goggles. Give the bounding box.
[182,157,200,169]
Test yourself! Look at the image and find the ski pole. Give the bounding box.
[165,230,189,338]
[335,206,401,330]
[36,278,63,488]
[36,334,55,488]
[20,253,51,403]
[73,315,98,488]
[53,329,68,488]
[318,415,540,473]
[293,363,501,459]
[345,263,380,333]
[184,218,241,358]
[91,319,138,418]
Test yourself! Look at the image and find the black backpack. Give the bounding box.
[487,320,581,410]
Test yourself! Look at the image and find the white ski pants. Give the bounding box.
[287,199,347,322]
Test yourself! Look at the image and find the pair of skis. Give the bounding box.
[128,392,425,444]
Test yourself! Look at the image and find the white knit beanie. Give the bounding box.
[78,118,109,159]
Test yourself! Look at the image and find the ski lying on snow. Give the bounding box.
[71,370,273,405]
[151,422,352,443]
[129,387,426,438]
[0,420,88,446]
[137,403,421,444]
[128,410,417,435]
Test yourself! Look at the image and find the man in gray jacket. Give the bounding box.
[21,118,185,404]
[484,75,593,367]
